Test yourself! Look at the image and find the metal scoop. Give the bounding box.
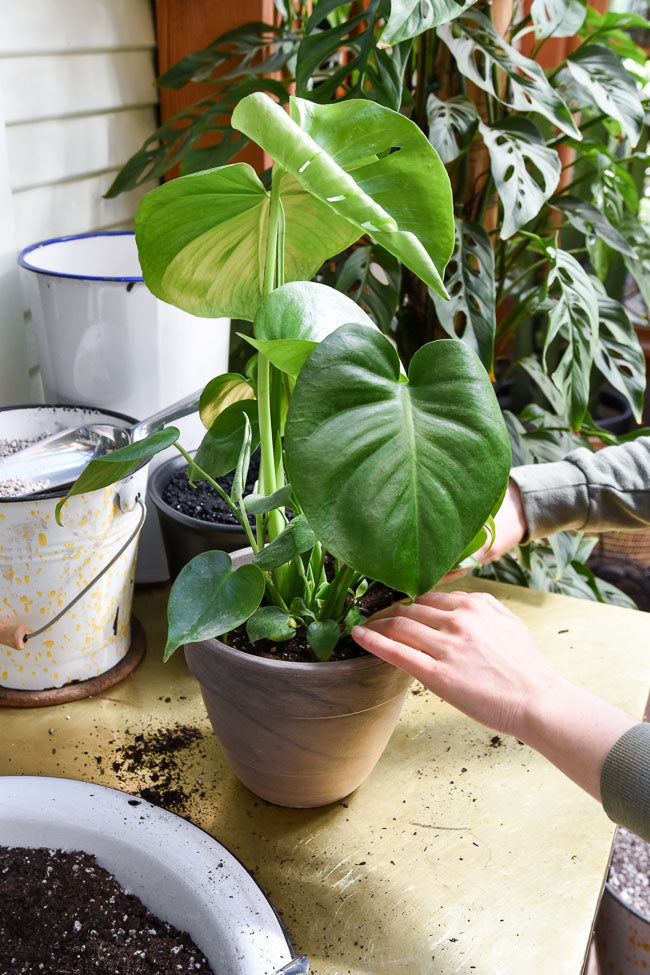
[0,390,201,498]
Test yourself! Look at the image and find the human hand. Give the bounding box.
[351,590,552,739]
[444,479,527,580]
[352,590,637,801]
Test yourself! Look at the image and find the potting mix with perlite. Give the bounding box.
[0,845,213,973]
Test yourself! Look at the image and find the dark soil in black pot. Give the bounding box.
[0,846,213,974]
[162,452,260,526]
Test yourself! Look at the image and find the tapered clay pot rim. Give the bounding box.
[190,634,388,674]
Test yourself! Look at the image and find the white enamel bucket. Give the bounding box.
[18,231,230,583]
[0,406,148,691]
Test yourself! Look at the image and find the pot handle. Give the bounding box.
[272,957,310,975]
[0,496,146,649]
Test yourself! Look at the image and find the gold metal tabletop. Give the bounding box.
[2,577,649,975]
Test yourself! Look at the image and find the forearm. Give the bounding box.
[514,675,637,801]
[511,437,650,541]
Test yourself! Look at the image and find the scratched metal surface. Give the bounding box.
[2,578,649,975]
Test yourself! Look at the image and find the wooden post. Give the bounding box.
[155,0,278,175]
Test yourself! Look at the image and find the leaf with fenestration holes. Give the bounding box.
[438,11,579,138]
[429,218,495,373]
[427,94,479,164]
[480,119,561,239]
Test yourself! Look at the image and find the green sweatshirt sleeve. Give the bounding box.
[510,437,650,541]
[601,724,650,842]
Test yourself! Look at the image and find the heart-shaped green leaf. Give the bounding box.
[199,373,256,430]
[232,94,454,298]
[480,119,561,239]
[253,514,317,570]
[383,0,480,43]
[430,218,496,373]
[135,163,359,321]
[285,325,511,596]
[307,620,341,661]
[253,280,375,341]
[426,93,479,164]
[439,12,580,138]
[240,335,318,378]
[135,93,454,320]
[55,427,180,525]
[245,280,378,376]
[164,550,265,660]
[194,401,260,479]
[246,605,297,643]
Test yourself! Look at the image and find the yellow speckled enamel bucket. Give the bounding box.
[0,406,148,691]
[596,881,650,974]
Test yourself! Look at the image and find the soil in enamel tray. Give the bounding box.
[0,846,213,974]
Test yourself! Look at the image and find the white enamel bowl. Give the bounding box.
[0,776,294,974]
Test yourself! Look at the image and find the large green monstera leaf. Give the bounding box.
[285,325,511,596]
[135,94,453,320]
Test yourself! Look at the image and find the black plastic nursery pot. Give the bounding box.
[148,454,247,580]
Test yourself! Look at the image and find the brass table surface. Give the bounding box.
[2,577,650,975]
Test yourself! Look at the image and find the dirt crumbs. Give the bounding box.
[107,724,206,815]
[609,827,650,917]
[0,846,213,973]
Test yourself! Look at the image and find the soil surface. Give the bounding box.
[162,453,260,526]
[0,846,213,973]
[609,826,650,917]
[229,579,407,663]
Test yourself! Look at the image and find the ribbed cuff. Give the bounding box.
[510,460,590,541]
[601,724,650,842]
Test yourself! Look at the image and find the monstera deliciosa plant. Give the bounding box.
[58,91,511,661]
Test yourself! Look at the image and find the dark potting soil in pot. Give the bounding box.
[608,826,650,917]
[0,846,213,974]
[228,576,407,663]
[162,452,261,526]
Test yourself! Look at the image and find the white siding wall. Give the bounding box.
[0,0,159,404]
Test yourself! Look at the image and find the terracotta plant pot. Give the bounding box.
[184,550,413,808]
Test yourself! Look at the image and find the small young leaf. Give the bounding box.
[199,373,256,430]
[253,514,317,570]
[55,427,180,525]
[289,596,317,623]
[307,619,341,661]
[246,605,297,643]
[193,401,260,479]
[239,335,318,378]
[231,412,252,504]
[244,483,293,515]
[343,605,367,636]
[164,551,265,660]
